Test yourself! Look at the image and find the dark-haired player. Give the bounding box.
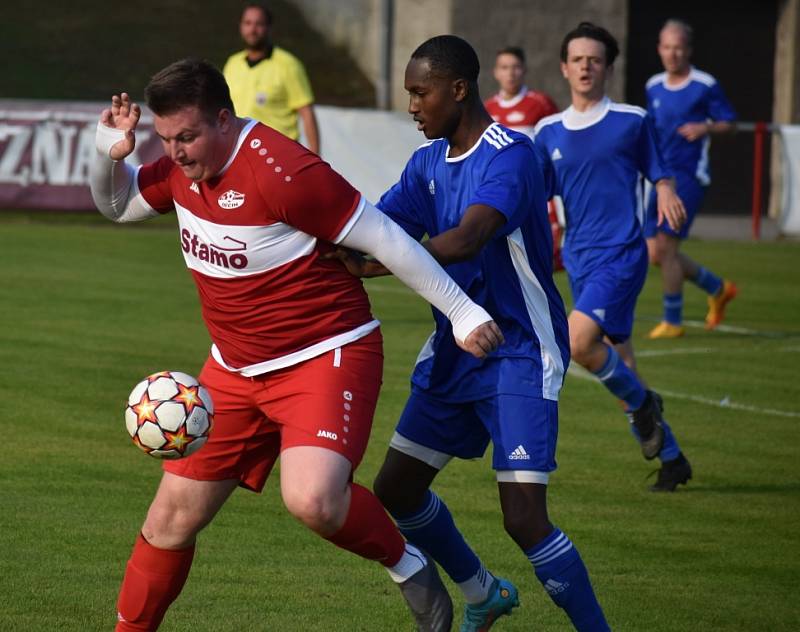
[533,23,692,491]
[484,45,565,272]
[484,46,557,139]
[332,35,609,631]
[89,57,502,631]
[223,3,320,154]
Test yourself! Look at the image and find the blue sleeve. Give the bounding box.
[707,81,737,123]
[645,85,656,116]
[532,134,556,200]
[375,153,428,241]
[467,141,542,238]
[637,114,671,184]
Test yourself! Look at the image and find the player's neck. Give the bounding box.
[666,66,691,85]
[209,118,247,179]
[571,92,606,112]
[245,41,273,63]
[448,111,495,158]
[499,85,524,100]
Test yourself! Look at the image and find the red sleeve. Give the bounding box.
[137,155,176,213]
[540,93,559,117]
[254,146,361,242]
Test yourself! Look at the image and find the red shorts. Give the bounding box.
[164,329,383,492]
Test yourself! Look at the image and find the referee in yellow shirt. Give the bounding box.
[224,3,320,154]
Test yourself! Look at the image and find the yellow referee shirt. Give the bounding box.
[223,46,314,140]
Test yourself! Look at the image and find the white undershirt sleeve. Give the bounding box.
[89,122,160,223]
[336,198,493,344]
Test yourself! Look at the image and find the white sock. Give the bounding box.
[458,564,495,604]
[386,543,426,583]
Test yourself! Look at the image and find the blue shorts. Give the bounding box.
[644,173,706,239]
[569,241,648,343]
[391,389,558,483]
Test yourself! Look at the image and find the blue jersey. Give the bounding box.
[377,123,569,403]
[646,68,736,185]
[533,97,669,275]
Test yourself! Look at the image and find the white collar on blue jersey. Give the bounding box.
[662,66,696,91]
[562,96,611,130]
[445,122,511,162]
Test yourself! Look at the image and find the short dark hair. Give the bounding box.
[145,58,235,121]
[242,2,273,25]
[496,46,525,64]
[560,22,619,66]
[411,35,480,83]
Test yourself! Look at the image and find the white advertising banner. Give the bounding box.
[779,125,800,236]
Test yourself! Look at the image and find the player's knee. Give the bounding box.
[374,470,410,515]
[569,337,593,368]
[649,248,662,266]
[502,508,551,549]
[283,488,344,535]
[142,504,205,549]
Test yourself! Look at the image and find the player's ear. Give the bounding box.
[217,108,234,131]
[453,78,468,103]
[560,62,568,79]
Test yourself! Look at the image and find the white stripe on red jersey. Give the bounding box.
[484,87,558,139]
[137,121,377,373]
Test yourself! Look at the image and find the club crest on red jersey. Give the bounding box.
[218,190,245,210]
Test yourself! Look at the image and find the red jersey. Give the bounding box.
[137,120,377,375]
[484,87,558,138]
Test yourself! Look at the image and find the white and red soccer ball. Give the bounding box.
[125,371,213,459]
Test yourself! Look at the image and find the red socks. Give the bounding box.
[116,485,402,629]
[325,483,405,566]
[115,534,195,631]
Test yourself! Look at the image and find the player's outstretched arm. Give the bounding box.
[90,93,159,223]
[337,200,504,359]
[655,178,687,233]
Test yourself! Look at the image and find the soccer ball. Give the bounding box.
[125,371,213,459]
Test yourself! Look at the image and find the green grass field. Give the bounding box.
[1,212,799,631]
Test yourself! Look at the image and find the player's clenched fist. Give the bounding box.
[99,93,141,160]
[458,320,504,359]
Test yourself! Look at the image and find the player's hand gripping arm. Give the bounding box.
[655,178,687,232]
[337,201,504,359]
[89,93,160,222]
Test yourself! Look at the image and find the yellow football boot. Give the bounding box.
[705,280,738,330]
[647,321,686,339]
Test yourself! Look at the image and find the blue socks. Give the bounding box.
[392,490,481,584]
[395,493,611,627]
[663,292,683,325]
[629,416,681,462]
[593,346,646,411]
[692,265,723,296]
[595,347,682,462]
[527,528,610,631]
